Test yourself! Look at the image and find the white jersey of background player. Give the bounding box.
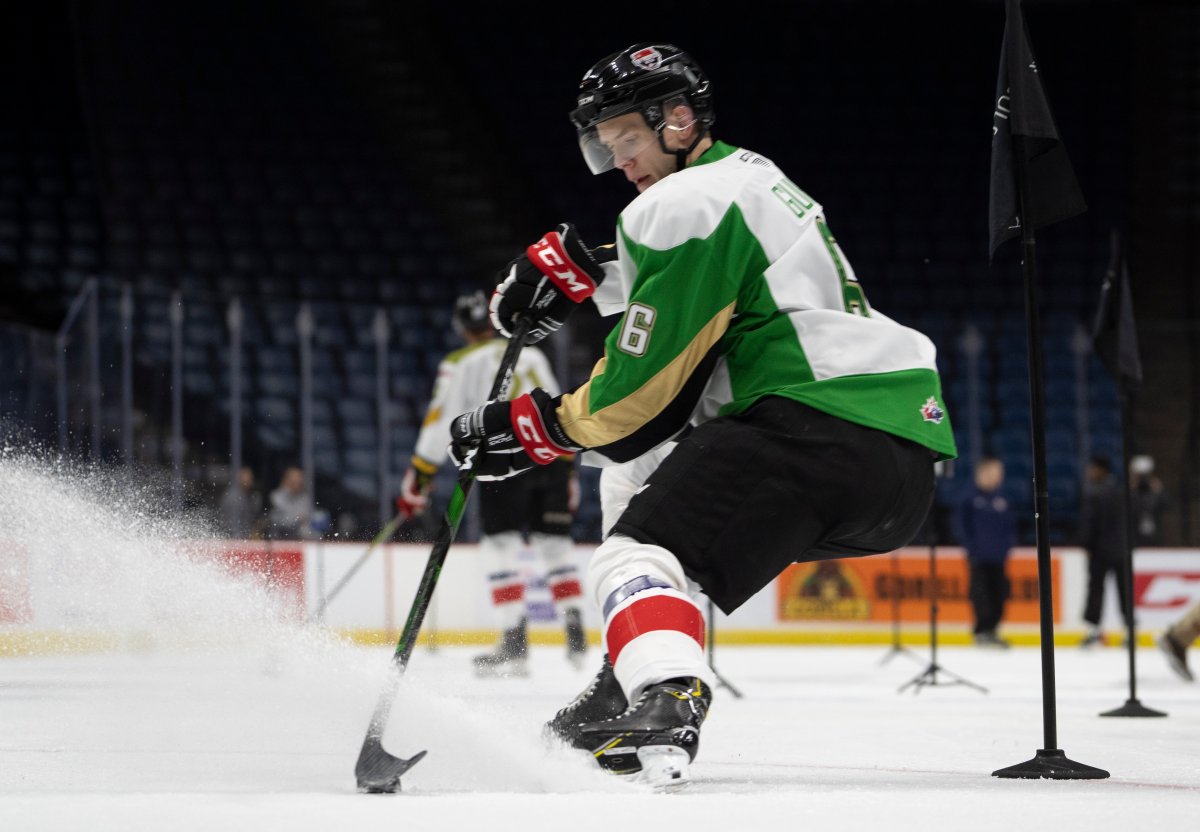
[396,290,586,676]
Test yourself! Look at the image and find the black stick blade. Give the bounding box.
[355,737,428,793]
[1099,698,1168,718]
[993,748,1110,779]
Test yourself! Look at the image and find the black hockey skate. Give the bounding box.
[544,653,628,746]
[473,619,529,678]
[564,608,588,669]
[574,677,711,789]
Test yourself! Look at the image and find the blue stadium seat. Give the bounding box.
[342,422,379,450]
[344,372,378,400]
[314,447,340,476]
[258,372,295,398]
[256,421,294,451]
[341,473,377,500]
[184,370,215,395]
[336,397,373,426]
[257,346,295,374]
[256,396,295,424]
[344,448,378,476]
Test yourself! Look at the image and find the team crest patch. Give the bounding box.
[630,47,663,70]
[920,396,945,425]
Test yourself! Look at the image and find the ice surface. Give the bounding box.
[2,453,1198,831]
[3,642,1199,832]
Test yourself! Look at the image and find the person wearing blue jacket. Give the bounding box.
[953,456,1017,647]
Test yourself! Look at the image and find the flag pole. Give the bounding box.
[991,143,1108,780]
[1098,231,1165,719]
[1096,385,1165,718]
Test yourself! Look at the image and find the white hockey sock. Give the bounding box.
[480,531,527,632]
[604,580,710,700]
[589,533,714,700]
[531,531,584,615]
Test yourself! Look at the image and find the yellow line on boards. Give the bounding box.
[0,629,1170,656]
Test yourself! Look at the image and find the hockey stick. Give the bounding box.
[355,315,532,793]
[306,512,404,624]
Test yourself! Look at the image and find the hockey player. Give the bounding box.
[449,43,956,784]
[1158,598,1198,682]
[396,290,587,677]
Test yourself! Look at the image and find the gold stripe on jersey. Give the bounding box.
[442,339,493,364]
[411,455,438,475]
[556,301,735,448]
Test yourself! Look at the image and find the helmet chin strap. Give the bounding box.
[658,128,707,172]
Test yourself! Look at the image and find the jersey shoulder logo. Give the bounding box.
[920,396,945,425]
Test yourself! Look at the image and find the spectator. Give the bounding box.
[1129,454,1168,547]
[266,466,314,540]
[953,456,1017,648]
[216,465,263,539]
[1078,455,1131,647]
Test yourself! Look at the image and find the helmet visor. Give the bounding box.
[574,96,697,175]
[577,120,660,175]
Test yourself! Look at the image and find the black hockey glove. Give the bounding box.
[449,388,582,481]
[489,222,606,344]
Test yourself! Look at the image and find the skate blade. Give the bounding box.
[631,745,691,791]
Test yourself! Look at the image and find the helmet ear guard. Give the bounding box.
[660,96,699,134]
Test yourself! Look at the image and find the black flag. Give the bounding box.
[1091,230,1142,393]
[988,0,1087,259]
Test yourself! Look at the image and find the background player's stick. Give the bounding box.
[354,315,531,794]
[706,599,743,698]
[307,512,404,624]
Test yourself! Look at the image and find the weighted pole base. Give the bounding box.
[992,748,1109,779]
[1099,698,1168,718]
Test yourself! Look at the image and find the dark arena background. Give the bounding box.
[4,1,1200,825]
[11,0,1196,546]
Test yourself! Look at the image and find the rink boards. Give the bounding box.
[3,541,1200,654]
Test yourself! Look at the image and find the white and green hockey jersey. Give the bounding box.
[556,140,957,466]
[412,338,562,473]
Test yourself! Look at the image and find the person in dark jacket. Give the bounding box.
[1079,455,1132,647]
[953,456,1017,648]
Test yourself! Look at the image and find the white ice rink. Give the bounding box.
[3,638,1199,832]
[2,456,1198,831]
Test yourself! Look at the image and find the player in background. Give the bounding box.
[447,43,956,786]
[396,290,587,677]
[1159,598,1198,682]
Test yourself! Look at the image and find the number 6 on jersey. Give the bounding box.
[618,303,656,356]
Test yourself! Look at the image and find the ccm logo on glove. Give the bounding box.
[512,395,567,463]
[528,232,597,300]
[449,389,581,481]
[490,223,606,344]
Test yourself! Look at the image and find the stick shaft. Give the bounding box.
[308,513,403,622]
[359,317,532,743]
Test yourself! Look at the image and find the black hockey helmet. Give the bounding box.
[569,43,715,174]
[453,289,490,337]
